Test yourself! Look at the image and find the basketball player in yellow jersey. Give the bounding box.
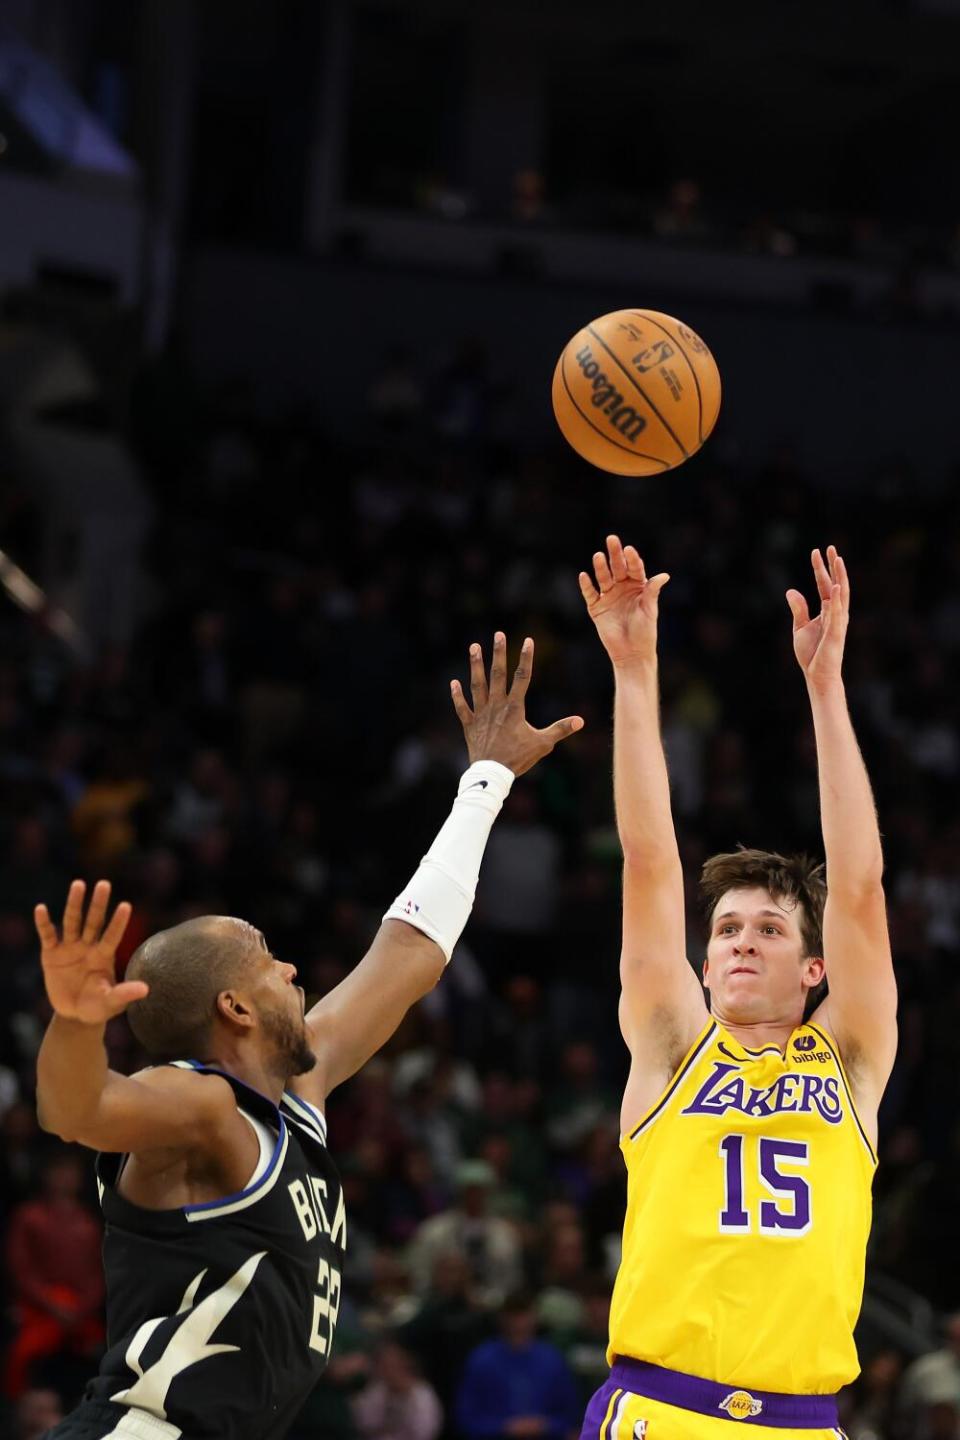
[576,537,897,1440]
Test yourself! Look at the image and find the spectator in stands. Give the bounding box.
[533,1222,587,1337]
[399,1073,465,1190]
[330,1058,408,1166]
[574,1122,625,1272]
[0,1104,47,1220]
[455,1290,580,1440]
[408,1160,522,1309]
[462,1072,546,1207]
[3,1151,104,1399]
[545,1042,615,1156]
[903,1317,960,1417]
[0,817,69,917]
[652,178,709,244]
[289,1302,370,1440]
[554,1278,611,1411]
[163,746,232,845]
[482,977,552,1081]
[397,1250,493,1423]
[917,1399,960,1440]
[474,788,562,977]
[510,169,550,226]
[70,748,148,867]
[353,1340,443,1440]
[14,1386,64,1440]
[842,1349,903,1440]
[381,1144,449,1246]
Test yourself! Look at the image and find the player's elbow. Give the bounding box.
[420,943,448,989]
[37,1108,78,1143]
[35,1093,68,1140]
[382,919,448,987]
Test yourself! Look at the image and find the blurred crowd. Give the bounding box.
[0,328,959,1440]
[396,171,960,321]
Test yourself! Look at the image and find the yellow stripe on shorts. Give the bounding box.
[600,1388,624,1440]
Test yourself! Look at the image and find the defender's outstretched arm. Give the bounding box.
[296,634,583,1102]
[787,547,897,1095]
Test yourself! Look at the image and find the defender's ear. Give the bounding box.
[217,990,255,1029]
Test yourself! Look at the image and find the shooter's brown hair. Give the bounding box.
[700,848,828,1015]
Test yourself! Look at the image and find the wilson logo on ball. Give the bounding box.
[553,308,722,477]
[573,345,647,442]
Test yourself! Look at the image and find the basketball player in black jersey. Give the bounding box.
[33,634,582,1440]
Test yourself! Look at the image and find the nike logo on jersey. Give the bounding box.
[111,1253,266,1417]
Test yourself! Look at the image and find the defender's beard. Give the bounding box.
[263,1005,317,1078]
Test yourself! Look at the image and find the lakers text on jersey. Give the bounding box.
[608,1020,876,1395]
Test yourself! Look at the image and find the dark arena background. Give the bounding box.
[2,1,960,1436]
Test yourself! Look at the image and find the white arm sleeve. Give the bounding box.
[382,759,514,962]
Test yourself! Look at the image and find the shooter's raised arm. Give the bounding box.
[580,536,706,1123]
[787,546,897,1106]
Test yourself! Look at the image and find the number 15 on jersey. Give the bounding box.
[719,1135,811,1235]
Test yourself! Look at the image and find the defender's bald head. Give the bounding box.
[126,915,263,1059]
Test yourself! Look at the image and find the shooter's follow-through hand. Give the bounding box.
[579,534,669,666]
[786,545,850,691]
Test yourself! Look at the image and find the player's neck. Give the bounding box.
[712,1009,805,1053]
[199,1050,287,1106]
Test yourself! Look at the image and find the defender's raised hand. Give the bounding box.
[450,632,583,777]
[35,880,147,1024]
[579,535,670,666]
[786,545,850,690]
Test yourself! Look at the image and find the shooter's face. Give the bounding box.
[702,887,823,1025]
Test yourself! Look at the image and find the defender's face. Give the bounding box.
[250,932,315,1077]
[703,886,822,1024]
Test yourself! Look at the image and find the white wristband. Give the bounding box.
[383,760,515,962]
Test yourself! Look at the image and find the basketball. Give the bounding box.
[552,309,722,476]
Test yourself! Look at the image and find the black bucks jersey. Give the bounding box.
[52,1064,345,1440]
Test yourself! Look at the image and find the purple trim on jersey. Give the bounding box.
[282,1090,328,1142]
[627,1023,717,1140]
[597,1358,838,1429]
[182,1116,287,1213]
[806,1024,878,1165]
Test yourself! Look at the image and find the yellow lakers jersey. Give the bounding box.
[608,1019,876,1393]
